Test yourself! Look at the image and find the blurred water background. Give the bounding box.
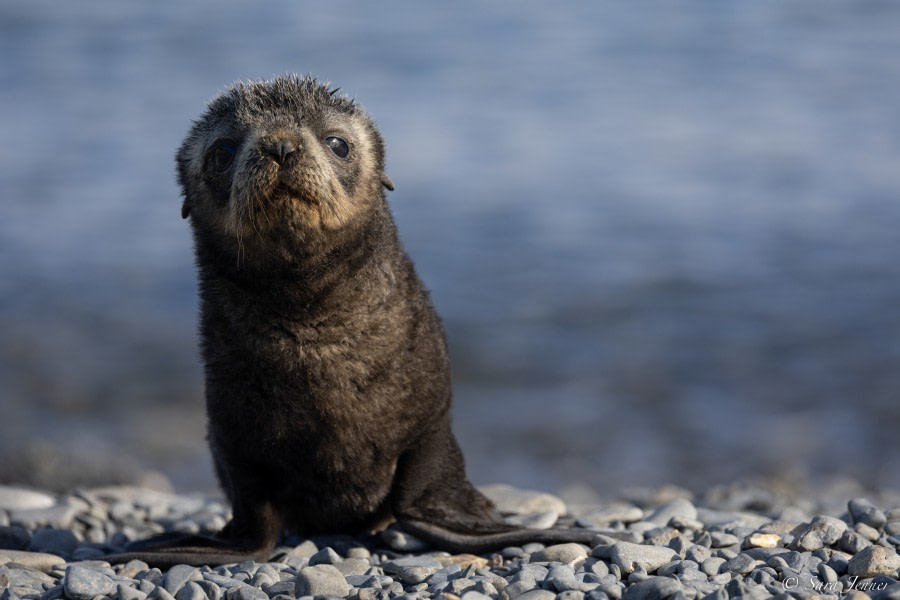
[2,1,899,501]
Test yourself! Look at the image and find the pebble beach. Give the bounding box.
[2,483,900,600]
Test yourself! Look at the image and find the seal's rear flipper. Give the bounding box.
[392,419,599,554]
[104,533,274,568]
[399,517,600,554]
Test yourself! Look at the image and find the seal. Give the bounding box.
[108,75,596,567]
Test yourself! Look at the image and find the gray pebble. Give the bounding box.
[645,500,697,527]
[855,522,881,542]
[174,582,207,600]
[379,527,430,553]
[700,558,725,577]
[117,583,149,600]
[474,580,498,597]
[791,516,847,551]
[335,557,370,576]
[530,543,588,564]
[847,544,900,578]
[557,592,586,600]
[0,549,64,572]
[294,564,350,597]
[505,511,559,530]
[450,578,476,594]
[64,565,116,600]
[684,545,710,564]
[381,556,443,585]
[309,547,343,566]
[225,584,268,600]
[720,554,761,575]
[887,522,900,537]
[620,576,682,600]
[838,530,871,554]
[461,592,494,600]
[610,543,677,576]
[0,487,56,511]
[479,484,567,516]
[512,590,556,600]
[164,565,202,595]
[578,505,644,528]
[707,533,738,549]
[848,498,887,530]
[502,581,538,600]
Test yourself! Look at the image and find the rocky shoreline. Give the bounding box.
[2,483,900,600]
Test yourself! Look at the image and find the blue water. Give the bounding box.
[2,1,899,497]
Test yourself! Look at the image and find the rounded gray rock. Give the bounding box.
[64,565,116,600]
[847,544,900,578]
[294,564,350,597]
[513,590,556,600]
[645,499,697,527]
[610,543,678,575]
[620,576,682,600]
[530,543,589,564]
[848,498,887,530]
[792,516,847,551]
[174,582,208,600]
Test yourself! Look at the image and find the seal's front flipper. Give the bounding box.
[392,419,599,553]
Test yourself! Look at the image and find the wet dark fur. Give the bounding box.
[107,76,597,567]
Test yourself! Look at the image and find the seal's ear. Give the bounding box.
[381,174,395,192]
[181,199,192,219]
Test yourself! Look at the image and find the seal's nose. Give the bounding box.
[263,139,297,165]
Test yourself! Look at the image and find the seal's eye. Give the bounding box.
[325,136,350,160]
[213,141,237,171]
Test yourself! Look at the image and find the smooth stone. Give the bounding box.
[334,557,370,576]
[700,558,725,577]
[0,550,64,572]
[10,504,80,529]
[720,554,761,575]
[708,532,738,548]
[505,511,559,529]
[578,505,644,528]
[379,527,430,552]
[479,484,567,516]
[839,530,872,554]
[791,516,847,551]
[513,591,555,600]
[501,581,537,600]
[294,564,350,597]
[847,545,900,578]
[684,545,710,564]
[620,576,682,600]
[530,543,588,564]
[743,533,780,549]
[0,488,55,512]
[855,523,882,542]
[645,500,697,527]
[556,592,585,600]
[64,565,116,600]
[381,556,443,585]
[848,498,887,530]
[117,583,149,600]
[610,543,678,575]
[437,555,489,570]
[308,547,343,566]
[164,565,203,595]
[462,592,494,600]
[225,585,268,600]
[174,582,207,600]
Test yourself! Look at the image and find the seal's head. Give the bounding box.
[177,75,394,269]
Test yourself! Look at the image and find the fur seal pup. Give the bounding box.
[109,75,597,567]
